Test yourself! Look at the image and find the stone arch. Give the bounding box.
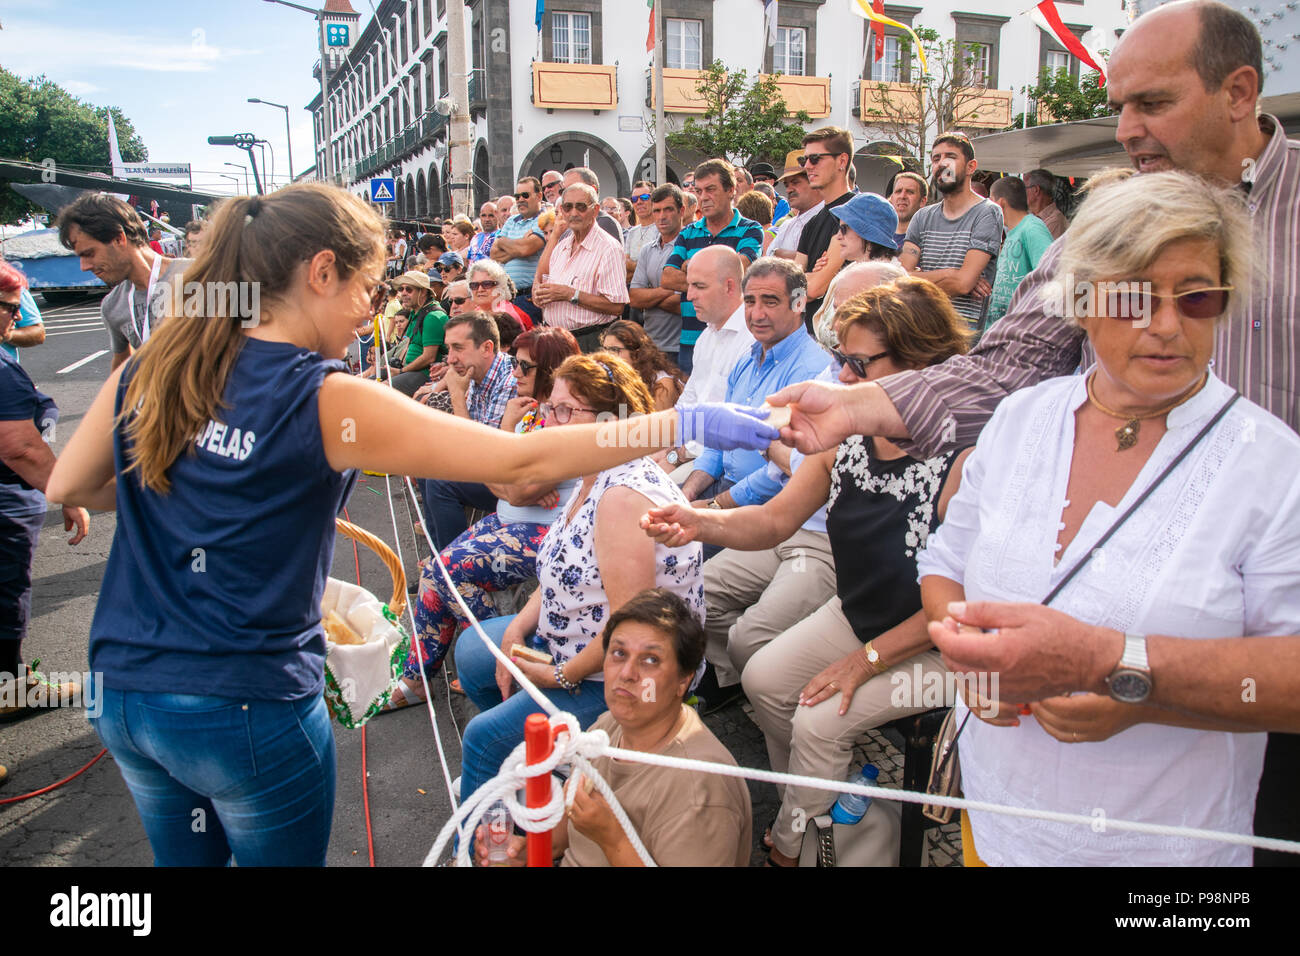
[415,168,428,219]
[473,140,491,210]
[517,131,630,199]
[428,162,442,219]
[404,173,416,219]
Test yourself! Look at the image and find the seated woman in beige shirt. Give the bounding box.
[477,587,753,867]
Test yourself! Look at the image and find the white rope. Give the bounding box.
[425,713,657,867]
[367,309,459,811]
[363,305,1300,865]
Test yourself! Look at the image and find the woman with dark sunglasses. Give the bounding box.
[643,278,972,865]
[918,171,1298,867]
[467,259,532,331]
[390,327,582,706]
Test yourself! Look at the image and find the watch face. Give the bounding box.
[1110,670,1151,702]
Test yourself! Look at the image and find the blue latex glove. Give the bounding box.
[677,403,780,452]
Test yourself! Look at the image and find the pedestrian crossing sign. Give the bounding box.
[370,178,396,203]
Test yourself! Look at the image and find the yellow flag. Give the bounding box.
[849,0,929,74]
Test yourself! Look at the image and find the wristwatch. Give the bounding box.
[569,288,580,304]
[863,641,885,675]
[708,498,722,510]
[1105,632,1153,703]
[666,449,680,466]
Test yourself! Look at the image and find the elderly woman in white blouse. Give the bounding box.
[918,169,1300,867]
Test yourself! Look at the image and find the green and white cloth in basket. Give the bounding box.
[321,577,410,729]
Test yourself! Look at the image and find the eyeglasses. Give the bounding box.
[443,295,469,307]
[561,201,592,213]
[437,264,460,273]
[602,343,630,356]
[513,358,537,375]
[539,401,596,424]
[631,193,653,203]
[831,347,890,378]
[543,181,562,192]
[0,301,21,319]
[468,280,497,292]
[798,151,845,167]
[1103,286,1233,321]
[835,222,855,236]
[514,191,534,200]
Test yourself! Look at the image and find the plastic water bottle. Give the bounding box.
[485,800,512,866]
[829,764,879,825]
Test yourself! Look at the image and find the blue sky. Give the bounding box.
[0,0,349,196]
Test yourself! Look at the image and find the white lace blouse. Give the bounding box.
[535,458,705,680]
[917,368,1300,866]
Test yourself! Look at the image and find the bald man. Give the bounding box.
[651,245,757,473]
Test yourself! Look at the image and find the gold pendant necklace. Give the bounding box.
[1085,372,1208,451]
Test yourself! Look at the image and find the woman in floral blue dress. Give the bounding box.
[455,352,704,802]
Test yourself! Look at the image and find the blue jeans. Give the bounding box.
[0,509,43,677]
[90,685,336,866]
[455,614,608,804]
[421,478,498,552]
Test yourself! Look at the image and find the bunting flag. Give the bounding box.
[849,0,928,74]
[535,0,545,32]
[871,0,885,63]
[646,0,655,53]
[1031,0,1107,86]
[764,1,779,49]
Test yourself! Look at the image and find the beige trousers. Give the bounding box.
[742,594,950,858]
[702,528,837,687]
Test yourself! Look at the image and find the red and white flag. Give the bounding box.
[1031,0,1107,86]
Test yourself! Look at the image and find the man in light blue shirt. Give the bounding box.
[0,288,45,362]
[681,257,829,515]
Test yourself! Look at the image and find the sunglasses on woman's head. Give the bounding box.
[831,347,890,378]
[468,280,496,291]
[1103,286,1233,321]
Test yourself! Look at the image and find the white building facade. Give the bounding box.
[308,0,1132,217]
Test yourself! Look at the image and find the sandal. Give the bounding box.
[448,678,466,695]
[381,680,428,713]
[762,814,777,850]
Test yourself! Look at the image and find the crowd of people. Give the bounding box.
[2,0,1298,869]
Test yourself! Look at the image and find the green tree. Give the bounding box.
[859,27,1001,163]
[664,61,812,169]
[0,68,148,225]
[1005,65,1112,130]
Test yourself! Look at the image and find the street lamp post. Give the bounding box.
[224,161,250,194]
[263,0,332,183]
[248,97,295,183]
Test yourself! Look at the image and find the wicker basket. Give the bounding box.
[321,519,412,729]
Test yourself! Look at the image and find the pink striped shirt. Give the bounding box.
[541,225,630,331]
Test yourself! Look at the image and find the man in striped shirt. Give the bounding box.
[661,159,764,374]
[532,183,629,353]
[768,0,1300,864]
[899,131,1003,331]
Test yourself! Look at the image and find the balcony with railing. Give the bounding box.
[951,88,1014,128]
[532,61,618,112]
[468,68,486,111]
[646,69,830,118]
[853,80,924,123]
